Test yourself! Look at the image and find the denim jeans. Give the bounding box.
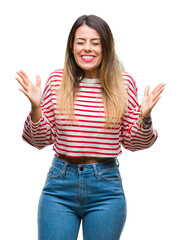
[38,155,127,240]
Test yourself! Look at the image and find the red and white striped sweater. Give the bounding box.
[22,69,158,158]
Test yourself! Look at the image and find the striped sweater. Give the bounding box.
[22,69,158,158]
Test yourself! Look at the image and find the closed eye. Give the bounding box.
[92,42,100,45]
[77,42,84,45]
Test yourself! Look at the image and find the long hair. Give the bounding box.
[57,15,128,129]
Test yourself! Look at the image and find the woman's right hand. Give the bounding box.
[16,70,42,108]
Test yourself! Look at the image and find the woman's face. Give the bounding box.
[73,25,102,79]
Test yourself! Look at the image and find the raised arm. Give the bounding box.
[120,73,165,151]
[16,70,56,149]
[16,70,42,123]
[141,83,165,119]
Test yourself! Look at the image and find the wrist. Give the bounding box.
[31,104,41,111]
[31,105,42,123]
[138,113,152,130]
[142,113,151,119]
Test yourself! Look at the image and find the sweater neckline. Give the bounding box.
[79,78,100,84]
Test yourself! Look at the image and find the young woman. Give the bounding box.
[16,15,165,240]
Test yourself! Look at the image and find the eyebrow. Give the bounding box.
[75,38,101,41]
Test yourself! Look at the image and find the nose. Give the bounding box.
[84,41,91,52]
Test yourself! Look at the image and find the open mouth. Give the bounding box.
[81,55,96,62]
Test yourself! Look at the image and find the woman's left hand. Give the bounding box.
[141,83,165,119]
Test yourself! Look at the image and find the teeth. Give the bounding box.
[82,56,95,59]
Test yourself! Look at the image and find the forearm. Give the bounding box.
[121,110,158,151]
[31,105,42,123]
[22,109,56,149]
[121,123,158,151]
[20,70,57,149]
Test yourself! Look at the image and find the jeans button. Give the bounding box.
[80,166,84,171]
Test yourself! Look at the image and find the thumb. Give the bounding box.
[36,75,41,87]
[144,85,150,97]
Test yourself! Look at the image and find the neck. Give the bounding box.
[84,69,99,79]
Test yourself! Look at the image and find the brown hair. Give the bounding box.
[57,15,128,128]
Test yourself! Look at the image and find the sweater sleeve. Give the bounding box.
[22,74,56,149]
[120,72,158,151]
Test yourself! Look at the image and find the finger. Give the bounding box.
[154,83,165,95]
[151,83,165,95]
[36,75,41,87]
[18,88,30,98]
[144,85,150,96]
[16,71,27,85]
[15,77,28,91]
[152,96,161,107]
[20,70,30,81]
[151,84,162,94]
[152,85,165,102]
[17,70,30,85]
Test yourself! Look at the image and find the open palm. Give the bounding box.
[16,70,42,108]
[141,83,165,118]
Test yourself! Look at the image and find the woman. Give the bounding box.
[16,15,165,240]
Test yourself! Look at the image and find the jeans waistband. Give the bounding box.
[51,154,119,175]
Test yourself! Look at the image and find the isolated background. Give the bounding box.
[1,0,181,239]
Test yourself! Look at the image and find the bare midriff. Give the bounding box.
[56,154,113,165]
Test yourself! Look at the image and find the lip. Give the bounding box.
[81,55,96,62]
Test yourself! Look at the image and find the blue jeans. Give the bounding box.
[38,155,127,240]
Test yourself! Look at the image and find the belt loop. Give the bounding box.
[61,162,68,176]
[93,163,99,177]
[116,157,119,167]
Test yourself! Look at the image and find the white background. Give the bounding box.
[0,0,181,239]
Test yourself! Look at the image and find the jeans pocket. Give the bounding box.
[47,165,62,179]
[99,166,122,181]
